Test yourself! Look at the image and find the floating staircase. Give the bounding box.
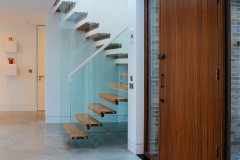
[56,1,129,141]
[106,53,128,59]
[110,83,128,92]
[67,12,88,23]
[54,0,60,6]
[121,73,128,79]
[87,103,116,117]
[56,1,76,13]
[99,93,128,105]
[86,33,111,41]
[116,63,128,65]
[96,43,122,50]
[75,113,102,130]
[77,22,100,33]
[62,124,88,139]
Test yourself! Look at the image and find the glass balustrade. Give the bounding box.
[57,0,128,148]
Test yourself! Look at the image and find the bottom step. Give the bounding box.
[63,124,88,139]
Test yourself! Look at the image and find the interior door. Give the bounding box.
[38,26,46,111]
[159,0,222,159]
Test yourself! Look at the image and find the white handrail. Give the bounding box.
[68,25,128,82]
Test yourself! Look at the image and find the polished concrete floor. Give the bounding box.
[0,111,140,160]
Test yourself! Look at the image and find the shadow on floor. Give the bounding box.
[137,154,152,160]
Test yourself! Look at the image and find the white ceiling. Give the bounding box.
[0,0,56,25]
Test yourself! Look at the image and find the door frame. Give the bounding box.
[143,0,155,159]
[226,0,231,159]
[37,25,46,111]
[143,0,226,159]
[143,0,159,159]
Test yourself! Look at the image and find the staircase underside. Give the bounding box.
[96,43,122,50]
[110,83,128,92]
[62,124,88,139]
[75,113,102,130]
[56,1,76,13]
[106,53,128,59]
[86,33,111,41]
[87,103,116,117]
[67,12,88,23]
[77,22,99,33]
[99,93,128,105]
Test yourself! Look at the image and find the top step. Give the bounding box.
[56,1,76,14]
[77,22,99,33]
[53,0,60,6]
[67,12,88,24]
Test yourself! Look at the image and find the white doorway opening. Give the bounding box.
[37,26,46,111]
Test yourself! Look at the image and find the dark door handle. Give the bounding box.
[160,99,164,103]
[39,76,45,80]
[161,73,164,88]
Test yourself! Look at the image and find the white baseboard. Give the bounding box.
[128,139,144,154]
[0,105,37,111]
[46,116,60,123]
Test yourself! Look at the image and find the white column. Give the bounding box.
[45,7,61,123]
[128,0,145,154]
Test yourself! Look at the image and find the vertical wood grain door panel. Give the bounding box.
[158,0,222,159]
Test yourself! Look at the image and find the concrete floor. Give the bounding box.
[0,111,140,160]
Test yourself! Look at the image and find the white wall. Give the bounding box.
[128,0,145,154]
[0,24,37,111]
[0,0,55,25]
[45,6,61,123]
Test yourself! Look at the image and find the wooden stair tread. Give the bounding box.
[77,22,99,33]
[86,33,111,41]
[62,124,88,139]
[116,63,128,65]
[75,113,102,130]
[53,0,60,6]
[67,12,88,23]
[96,43,122,50]
[121,73,128,79]
[56,1,76,13]
[110,83,128,92]
[99,93,128,105]
[106,53,128,59]
[87,103,116,117]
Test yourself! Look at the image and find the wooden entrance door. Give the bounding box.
[158,0,225,159]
